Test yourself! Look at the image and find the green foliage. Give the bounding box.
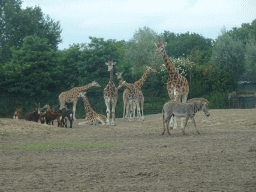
[244,37,256,77]
[0,0,62,64]
[211,32,245,84]
[161,31,213,62]
[2,36,58,96]
[228,19,256,45]
[124,26,163,77]
[1,9,256,118]
[202,92,229,109]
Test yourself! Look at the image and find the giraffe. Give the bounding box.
[117,79,144,121]
[155,41,189,129]
[133,66,158,120]
[59,80,101,120]
[103,60,118,126]
[78,92,107,125]
[116,66,157,120]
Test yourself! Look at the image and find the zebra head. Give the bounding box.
[202,102,210,117]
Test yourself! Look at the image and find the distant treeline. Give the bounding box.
[1,0,256,117]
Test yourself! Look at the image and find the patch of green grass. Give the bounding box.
[0,132,9,136]
[0,141,117,150]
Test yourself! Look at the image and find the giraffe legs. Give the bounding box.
[123,98,130,120]
[123,99,127,119]
[170,116,178,129]
[111,99,117,126]
[140,97,144,121]
[132,100,137,121]
[73,100,77,120]
[125,101,129,119]
[127,99,133,121]
[104,97,117,126]
[181,94,188,129]
[104,98,111,125]
[135,100,141,121]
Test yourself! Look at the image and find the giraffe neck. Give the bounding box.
[75,82,93,93]
[109,68,114,83]
[134,68,149,88]
[82,95,92,113]
[162,49,177,74]
[118,76,124,86]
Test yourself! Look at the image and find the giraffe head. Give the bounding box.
[92,80,101,87]
[105,60,116,71]
[115,72,123,80]
[146,65,158,73]
[155,41,167,55]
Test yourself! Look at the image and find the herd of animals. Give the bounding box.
[12,41,210,135]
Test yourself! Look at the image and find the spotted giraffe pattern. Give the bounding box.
[117,79,144,121]
[103,60,118,125]
[78,92,107,125]
[59,81,101,120]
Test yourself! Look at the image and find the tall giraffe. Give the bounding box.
[104,60,118,125]
[59,80,101,120]
[78,92,107,125]
[117,78,144,121]
[155,41,189,129]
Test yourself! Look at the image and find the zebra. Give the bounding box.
[162,98,210,135]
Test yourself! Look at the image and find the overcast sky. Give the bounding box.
[22,0,256,50]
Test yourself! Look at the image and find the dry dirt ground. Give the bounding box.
[0,109,256,192]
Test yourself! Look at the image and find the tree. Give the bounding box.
[211,31,245,86]
[0,0,62,64]
[228,19,256,45]
[55,37,126,97]
[124,26,163,78]
[1,36,58,96]
[244,37,256,77]
[161,31,213,62]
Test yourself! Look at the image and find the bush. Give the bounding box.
[202,92,229,109]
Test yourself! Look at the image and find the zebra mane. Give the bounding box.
[186,98,209,104]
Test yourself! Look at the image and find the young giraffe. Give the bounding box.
[78,92,107,125]
[104,60,118,126]
[155,41,189,129]
[117,79,144,121]
[59,80,101,120]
